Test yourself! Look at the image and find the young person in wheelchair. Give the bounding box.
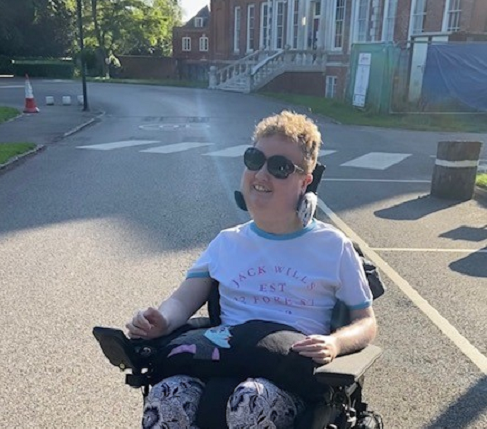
[123,111,378,429]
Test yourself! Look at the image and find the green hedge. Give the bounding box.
[11,60,74,78]
[0,56,13,74]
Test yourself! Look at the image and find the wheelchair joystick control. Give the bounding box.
[140,347,153,357]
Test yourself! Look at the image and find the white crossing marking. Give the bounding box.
[203,145,249,157]
[341,152,411,170]
[77,140,160,151]
[319,150,337,157]
[141,142,213,154]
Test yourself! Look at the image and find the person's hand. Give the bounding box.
[125,307,169,339]
[291,335,340,365]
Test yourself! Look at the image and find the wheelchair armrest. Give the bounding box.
[313,344,382,387]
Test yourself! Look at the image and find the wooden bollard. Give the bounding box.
[431,141,483,200]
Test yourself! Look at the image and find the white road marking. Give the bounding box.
[341,152,411,170]
[317,198,487,375]
[435,159,479,168]
[203,145,249,157]
[372,248,487,254]
[322,178,430,183]
[319,150,337,157]
[0,85,24,89]
[77,140,160,151]
[141,142,213,154]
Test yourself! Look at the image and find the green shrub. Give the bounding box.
[0,55,13,74]
[12,60,74,78]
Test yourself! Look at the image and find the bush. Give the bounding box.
[0,56,13,74]
[11,59,74,78]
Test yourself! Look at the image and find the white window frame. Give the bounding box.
[291,0,300,49]
[275,1,285,50]
[199,35,209,52]
[409,0,427,37]
[182,37,191,52]
[234,6,241,53]
[442,0,462,33]
[260,2,270,49]
[355,0,371,43]
[247,4,255,53]
[382,0,398,42]
[194,17,204,28]
[332,0,346,50]
[325,75,337,98]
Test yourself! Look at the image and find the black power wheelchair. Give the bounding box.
[93,163,385,429]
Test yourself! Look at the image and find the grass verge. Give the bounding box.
[0,106,20,124]
[0,142,36,165]
[476,173,487,190]
[86,77,208,89]
[260,92,487,133]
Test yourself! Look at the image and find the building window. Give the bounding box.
[182,37,191,51]
[260,2,271,49]
[247,4,255,52]
[356,0,371,42]
[276,1,285,49]
[326,76,337,98]
[194,17,204,28]
[234,6,241,53]
[382,0,398,41]
[411,0,427,34]
[334,0,346,49]
[199,36,209,51]
[444,0,462,32]
[292,0,300,49]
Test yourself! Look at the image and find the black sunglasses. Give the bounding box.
[244,147,305,179]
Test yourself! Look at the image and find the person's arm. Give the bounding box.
[330,306,377,355]
[291,307,377,365]
[126,277,214,339]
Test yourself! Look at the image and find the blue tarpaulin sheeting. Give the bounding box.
[422,43,487,111]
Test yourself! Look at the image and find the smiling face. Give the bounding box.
[241,134,313,227]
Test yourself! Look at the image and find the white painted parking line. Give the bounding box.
[77,140,160,150]
[341,152,411,170]
[372,248,487,253]
[203,145,249,157]
[317,198,487,375]
[319,150,337,157]
[141,142,213,154]
[322,178,430,183]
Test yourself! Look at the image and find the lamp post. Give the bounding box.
[76,0,89,111]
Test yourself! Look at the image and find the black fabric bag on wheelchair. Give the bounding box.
[93,163,385,428]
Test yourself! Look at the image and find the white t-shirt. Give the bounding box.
[187,219,372,335]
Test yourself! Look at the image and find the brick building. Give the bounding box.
[173,6,211,61]
[207,0,487,99]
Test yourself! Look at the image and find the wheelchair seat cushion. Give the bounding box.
[157,320,331,401]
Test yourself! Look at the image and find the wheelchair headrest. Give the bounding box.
[234,162,326,212]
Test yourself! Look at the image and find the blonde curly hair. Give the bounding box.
[252,111,322,173]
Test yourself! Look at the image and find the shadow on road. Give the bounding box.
[449,246,487,278]
[374,194,462,221]
[439,225,487,242]
[424,376,487,429]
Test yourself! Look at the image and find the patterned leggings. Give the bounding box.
[142,375,305,429]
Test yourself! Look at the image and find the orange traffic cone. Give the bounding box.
[23,74,39,113]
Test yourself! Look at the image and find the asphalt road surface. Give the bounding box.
[1,81,486,428]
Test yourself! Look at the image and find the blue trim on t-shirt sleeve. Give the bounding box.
[348,300,372,310]
[186,271,211,279]
[250,219,317,240]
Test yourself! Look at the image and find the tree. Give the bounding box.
[84,0,182,76]
[0,0,75,57]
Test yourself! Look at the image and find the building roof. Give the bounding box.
[183,5,210,28]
